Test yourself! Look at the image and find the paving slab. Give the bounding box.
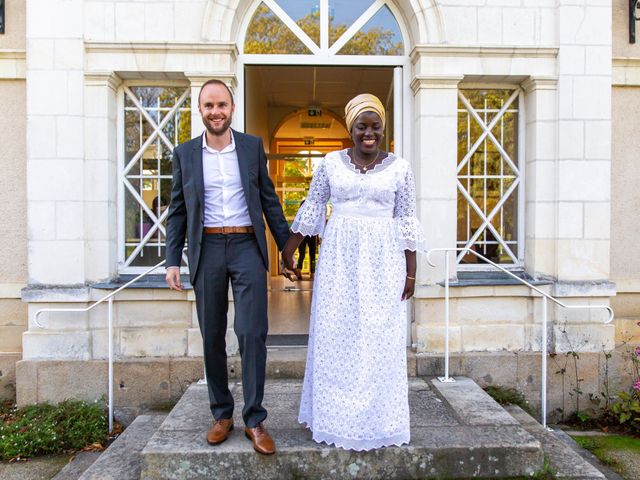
[78,414,166,480]
[505,406,607,480]
[140,377,544,479]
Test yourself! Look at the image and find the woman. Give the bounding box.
[282,93,426,450]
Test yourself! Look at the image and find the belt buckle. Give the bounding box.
[221,226,230,234]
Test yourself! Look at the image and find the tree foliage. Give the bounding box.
[244,5,402,55]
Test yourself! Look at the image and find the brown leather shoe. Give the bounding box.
[207,418,234,445]
[244,423,276,455]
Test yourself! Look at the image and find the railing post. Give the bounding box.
[438,251,455,383]
[108,296,114,433]
[541,296,548,429]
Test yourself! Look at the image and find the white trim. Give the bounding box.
[320,0,329,51]
[410,45,559,61]
[393,66,403,157]
[117,88,126,273]
[517,90,525,263]
[0,284,26,299]
[240,54,406,65]
[612,57,640,86]
[0,49,26,80]
[84,41,237,54]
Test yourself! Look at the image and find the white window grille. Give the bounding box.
[119,86,191,271]
[243,0,404,56]
[456,88,524,266]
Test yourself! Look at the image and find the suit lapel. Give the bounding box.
[233,129,251,199]
[192,138,204,209]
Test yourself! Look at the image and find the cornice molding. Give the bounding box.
[521,76,558,92]
[84,72,123,91]
[185,72,237,89]
[410,75,464,93]
[612,57,640,86]
[0,49,26,80]
[84,41,238,57]
[410,45,559,64]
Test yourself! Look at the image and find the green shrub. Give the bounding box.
[0,399,108,460]
[610,391,640,433]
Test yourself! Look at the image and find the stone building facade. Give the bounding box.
[0,0,637,420]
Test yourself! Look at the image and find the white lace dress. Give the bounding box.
[292,149,426,451]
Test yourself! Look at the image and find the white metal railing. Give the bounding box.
[33,255,181,432]
[425,248,614,428]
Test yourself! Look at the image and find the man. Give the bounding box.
[164,79,290,455]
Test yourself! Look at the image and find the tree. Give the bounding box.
[244,5,403,55]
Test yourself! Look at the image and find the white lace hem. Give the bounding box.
[395,216,427,252]
[298,418,410,451]
[291,201,327,237]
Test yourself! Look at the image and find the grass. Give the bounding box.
[484,385,533,415]
[572,434,640,478]
[0,399,108,461]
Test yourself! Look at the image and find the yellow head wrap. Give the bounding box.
[344,93,386,132]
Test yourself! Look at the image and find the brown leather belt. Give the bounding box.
[204,226,254,234]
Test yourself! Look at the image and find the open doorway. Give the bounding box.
[245,65,396,343]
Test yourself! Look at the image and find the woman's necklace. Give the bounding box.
[352,149,381,172]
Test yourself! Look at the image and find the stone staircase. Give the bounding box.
[72,348,610,480]
[75,371,607,480]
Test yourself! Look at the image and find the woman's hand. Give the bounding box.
[401,276,415,301]
[281,233,304,281]
[402,250,417,300]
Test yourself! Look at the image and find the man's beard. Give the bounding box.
[203,115,232,136]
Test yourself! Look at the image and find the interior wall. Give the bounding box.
[244,68,270,150]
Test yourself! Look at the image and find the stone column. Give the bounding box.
[410,75,462,352]
[410,75,462,285]
[522,76,558,279]
[83,72,121,282]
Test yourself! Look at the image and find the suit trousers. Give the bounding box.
[194,233,268,427]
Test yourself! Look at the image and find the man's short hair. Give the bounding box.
[198,79,235,105]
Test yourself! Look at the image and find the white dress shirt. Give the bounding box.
[202,131,252,227]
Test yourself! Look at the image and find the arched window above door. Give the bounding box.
[243,0,404,56]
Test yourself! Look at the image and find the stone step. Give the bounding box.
[140,377,544,479]
[506,406,607,480]
[78,414,166,480]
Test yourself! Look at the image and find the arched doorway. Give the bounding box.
[237,0,411,343]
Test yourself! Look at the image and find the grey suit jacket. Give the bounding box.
[165,129,290,284]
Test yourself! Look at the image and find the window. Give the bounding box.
[457,88,523,266]
[243,0,403,55]
[0,0,5,34]
[120,86,191,270]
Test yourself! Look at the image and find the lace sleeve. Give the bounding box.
[393,164,427,252]
[291,159,330,236]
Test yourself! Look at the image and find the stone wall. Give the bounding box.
[0,0,27,399]
[611,0,640,323]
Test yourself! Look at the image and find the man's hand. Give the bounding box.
[280,257,296,282]
[165,267,183,291]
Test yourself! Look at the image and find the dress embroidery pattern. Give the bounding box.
[292,149,426,450]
